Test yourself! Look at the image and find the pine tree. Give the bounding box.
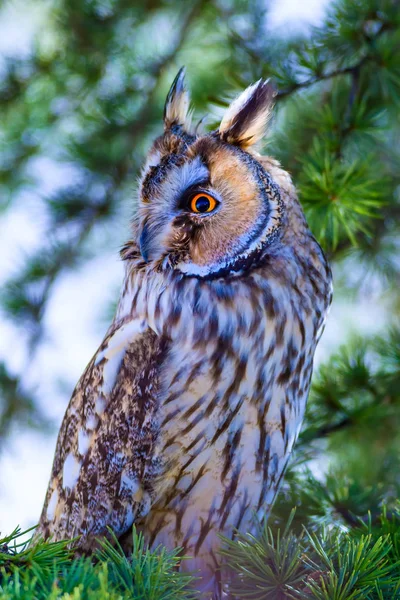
[0,0,399,597]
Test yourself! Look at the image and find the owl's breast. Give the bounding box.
[141,271,324,556]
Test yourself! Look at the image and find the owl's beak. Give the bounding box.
[139,224,151,263]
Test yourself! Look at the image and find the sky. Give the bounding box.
[0,0,387,536]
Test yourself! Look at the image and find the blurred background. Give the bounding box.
[0,0,399,536]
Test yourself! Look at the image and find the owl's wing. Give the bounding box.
[37,316,167,551]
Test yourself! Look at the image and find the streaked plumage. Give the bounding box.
[37,69,332,599]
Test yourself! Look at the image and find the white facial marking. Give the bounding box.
[46,488,58,521]
[62,453,81,491]
[161,156,209,204]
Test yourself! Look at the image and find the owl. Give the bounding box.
[36,69,332,599]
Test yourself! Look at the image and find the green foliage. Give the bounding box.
[2,512,399,599]
[297,141,385,249]
[220,510,308,599]
[96,530,196,599]
[220,509,400,599]
[300,329,400,446]
[302,530,399,599]
[0,528,197,599]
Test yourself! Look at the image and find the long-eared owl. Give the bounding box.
[36,69,332,599]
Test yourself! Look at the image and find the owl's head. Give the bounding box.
[126,69,302,278]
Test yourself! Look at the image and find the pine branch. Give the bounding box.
[219,508,400,599]
[276,18,396,100]
[299,328,400,447]
[277,59,367,100]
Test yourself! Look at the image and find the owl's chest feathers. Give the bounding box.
[119,256,330,524]
[154,302,307,512]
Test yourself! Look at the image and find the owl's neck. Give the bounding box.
[115,249,312,349]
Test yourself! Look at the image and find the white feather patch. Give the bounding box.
[95,396,106,415]
[101,351,125,395]
[95,319,146,364]
[62,453,81,491]
[78,429,91,456]
[119,472,140,495]
[46,488,58,521]
[95,318,147,395]
[86,413,98,430]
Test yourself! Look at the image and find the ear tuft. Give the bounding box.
[164,67,191,131]
[218,79,276,147]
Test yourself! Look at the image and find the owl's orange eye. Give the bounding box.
[190,193,218,214]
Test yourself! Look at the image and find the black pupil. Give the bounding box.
[194,195,211,213]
